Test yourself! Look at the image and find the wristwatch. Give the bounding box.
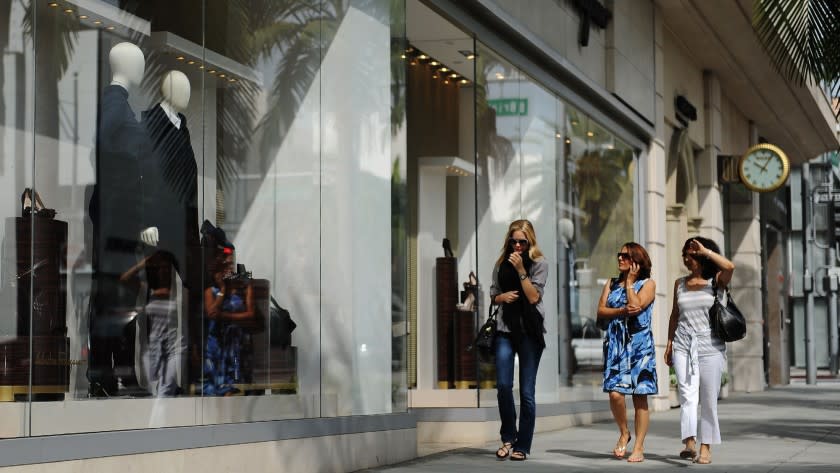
[519,273,528,281]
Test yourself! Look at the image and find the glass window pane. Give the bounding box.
[320,0,405,416]
[564,107,635,385]
[405,2,477,403]
[0,0,34,438]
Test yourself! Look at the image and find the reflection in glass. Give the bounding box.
[562,107,635,385]
[3,0,408,436]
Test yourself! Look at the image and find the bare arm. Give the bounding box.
[664,278,681,366]
[596,279,626,320]
[624,259,656,316]
[688,239,736,287]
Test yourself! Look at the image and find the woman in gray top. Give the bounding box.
[490,219,548,461]
[664,237,735,465]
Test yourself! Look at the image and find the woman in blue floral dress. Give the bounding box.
[597,242,657,463]
[201,244,254,396]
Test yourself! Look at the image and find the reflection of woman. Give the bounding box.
[490,220,548,462]
[201,244,254,396]
[665,237,735,465]
[596,242,657,462]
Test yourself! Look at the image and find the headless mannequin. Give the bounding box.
[89,42,147,397]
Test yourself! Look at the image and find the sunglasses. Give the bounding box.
[509,238,529,247]
[616,252,631,260]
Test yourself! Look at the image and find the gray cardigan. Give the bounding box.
[489,258,549,333]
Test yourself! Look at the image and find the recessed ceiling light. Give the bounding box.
[48,2,59,7]
[418,54,428,60]
[495,72,504,80]
[439,67,448,72]
[93,20,102,24]
[586,131,595,137]
[430,61,439,66]
[106,26,115,30]
[176,56,185,61]
[79,15,88,19]
[187,60,195,65]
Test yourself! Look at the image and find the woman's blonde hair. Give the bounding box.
[495,219,544,267]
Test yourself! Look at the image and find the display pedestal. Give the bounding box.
[0,216,69,401]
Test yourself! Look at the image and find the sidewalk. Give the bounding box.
[363,383,840,472]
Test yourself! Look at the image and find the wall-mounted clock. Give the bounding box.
[738,143,790,193]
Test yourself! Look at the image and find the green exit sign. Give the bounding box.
[488,98,528,116]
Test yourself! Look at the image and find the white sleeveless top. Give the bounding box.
[673,277,726,357]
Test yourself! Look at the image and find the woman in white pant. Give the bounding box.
[664,237,734,465]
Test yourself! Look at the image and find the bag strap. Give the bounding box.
[488,302,500,320]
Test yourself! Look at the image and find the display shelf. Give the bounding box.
[48,0,151,37]
[149,31,262,87]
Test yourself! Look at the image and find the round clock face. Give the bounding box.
[738,144,790,192]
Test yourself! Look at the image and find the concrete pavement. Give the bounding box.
[362,383,840,472]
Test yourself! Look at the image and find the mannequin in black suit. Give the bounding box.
[139,70,200,396]
[88,42,147,397]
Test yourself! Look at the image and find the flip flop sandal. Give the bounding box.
[510,451,527,461]
[495,442,512,460]
[613,434,631,458]
[679,448,697,460]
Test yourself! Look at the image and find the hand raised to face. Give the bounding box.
[508,251,525,273]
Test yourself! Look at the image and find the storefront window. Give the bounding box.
[562,107,635,385]
[0,0,405,436]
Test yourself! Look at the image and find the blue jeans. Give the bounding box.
[495,332,543,455]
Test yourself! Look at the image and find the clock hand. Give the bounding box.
[758,156,771,172]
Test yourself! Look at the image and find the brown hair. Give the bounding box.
[618,241,652,281]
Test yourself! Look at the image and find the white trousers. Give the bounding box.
[672,350,725,445]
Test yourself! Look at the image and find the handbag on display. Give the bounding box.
[709,281,747,342]
[467,302,499,362]
[269,295,296,348]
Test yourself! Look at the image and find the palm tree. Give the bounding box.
[753,0,840,110]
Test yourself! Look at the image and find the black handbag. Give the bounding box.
[269,296,296,348]
[468,302,499,361]
[709,282,746,342]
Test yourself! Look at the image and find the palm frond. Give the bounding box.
[753,0,840,100]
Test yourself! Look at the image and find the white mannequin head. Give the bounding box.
[109,42,145,91]
[160,70,191,111]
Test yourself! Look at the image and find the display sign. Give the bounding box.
[488,98,528,116]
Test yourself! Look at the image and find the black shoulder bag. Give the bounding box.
[709,281,747,342]
[468,302,500,362]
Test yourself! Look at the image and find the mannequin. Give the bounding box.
[140,70,191,247]
[140,70,200,396]
[88,42,147,397]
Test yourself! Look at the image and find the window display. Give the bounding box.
[0,0,407,437]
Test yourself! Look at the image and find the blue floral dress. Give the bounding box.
[202,288,246,396]
[602,278,658,394]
